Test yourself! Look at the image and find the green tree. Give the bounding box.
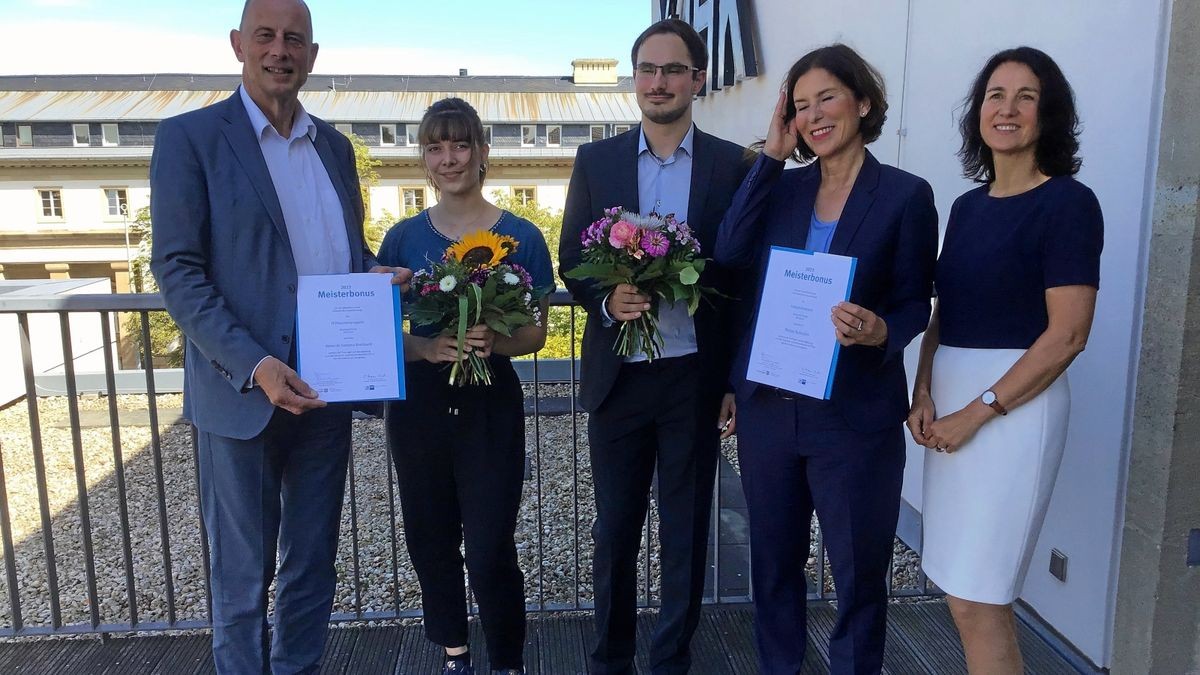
[488,191,580,360]
[124,206,185,366]
[351,133,391,251]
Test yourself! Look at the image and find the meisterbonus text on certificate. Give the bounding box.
[296,272,405,402]
[746,247,856,399]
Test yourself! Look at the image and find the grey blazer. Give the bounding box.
[149,92,376,440]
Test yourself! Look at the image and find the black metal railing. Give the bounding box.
[0,291,935,637]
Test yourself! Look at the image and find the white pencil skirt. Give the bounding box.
[920,346,1070,605]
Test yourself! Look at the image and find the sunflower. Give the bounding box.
[446,230,518,268]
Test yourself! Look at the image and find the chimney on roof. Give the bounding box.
[571,59,619,85]
[459,68,468,76]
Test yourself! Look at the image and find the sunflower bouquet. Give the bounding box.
[408,230,541,386]
[564,207,712,360]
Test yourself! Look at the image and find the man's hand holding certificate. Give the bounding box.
[746,247,857,399]
[296,273,405,403]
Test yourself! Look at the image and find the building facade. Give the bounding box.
[654,0,1198,670]
[0,60,637,291]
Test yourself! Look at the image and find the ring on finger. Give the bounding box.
[857,319,865,331]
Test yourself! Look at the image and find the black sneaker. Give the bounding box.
[442,659,475,675]
[492,670,524,674]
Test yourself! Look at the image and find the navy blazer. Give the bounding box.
[150,92,376,440]
[559,125,754,412]
[714,151,937,432]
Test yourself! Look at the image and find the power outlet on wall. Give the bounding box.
[1049,548,1068,582]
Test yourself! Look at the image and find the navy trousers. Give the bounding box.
[737,389,904,675]
[197,404,352,675]
[588,355,721,675]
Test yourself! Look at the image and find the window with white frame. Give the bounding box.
[483,125,492,145]
[38,189,64,219]
[104,188,129,218]
[101,123,119,147]
[402,187,426,212]
[335,123,353,136]
[380,123,397,146]
[16,125,32,147]
[590,125,606,142]
[512,186,536,206]
[405,124,420,146]
[546,125,562,147]
[73,124,91,147]
[614,124,632,135]
[521,125,536,147]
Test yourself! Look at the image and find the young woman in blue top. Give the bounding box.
[377,97,554,675]
[908,48,1103,674]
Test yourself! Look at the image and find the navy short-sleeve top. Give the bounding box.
[935,176,1103,349]
[377,209,555,338]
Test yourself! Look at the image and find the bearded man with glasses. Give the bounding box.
[559,18,754,675]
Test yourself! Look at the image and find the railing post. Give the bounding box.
[17,312,62,629]
[57,313,102,628]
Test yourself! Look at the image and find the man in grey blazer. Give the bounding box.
[149,1,407,671]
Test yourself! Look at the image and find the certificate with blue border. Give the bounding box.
[746,246,857,399]
[296,273,406,402]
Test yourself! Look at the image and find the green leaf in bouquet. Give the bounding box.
[637,257,668,282]
[469,284,483,326]
[485,316,513,336]
[409,306,447,327]
[563,263,629,287]
[678,264,700,285]
[482,273,500,300]
[456,295,468,362]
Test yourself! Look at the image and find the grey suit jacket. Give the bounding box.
[149,92,376,440]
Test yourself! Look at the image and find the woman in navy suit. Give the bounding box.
[714,44,938,674]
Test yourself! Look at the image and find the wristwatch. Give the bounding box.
[981,389,1008,416]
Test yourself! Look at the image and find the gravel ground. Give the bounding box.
[0,386,924,635]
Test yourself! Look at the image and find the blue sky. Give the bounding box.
[0,0,649,76]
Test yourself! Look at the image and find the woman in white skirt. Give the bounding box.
[907,47,1103,674]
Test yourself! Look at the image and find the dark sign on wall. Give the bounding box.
[653,0,760,95]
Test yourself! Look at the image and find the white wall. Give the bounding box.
[0,181,149,233]
[682,0,1167,666]
[0,279,115,405]
[368,180,568,222]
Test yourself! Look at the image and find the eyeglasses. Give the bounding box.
[634,62,699,78]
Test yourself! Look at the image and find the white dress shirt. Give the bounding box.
[240,86,351,385]
[239,85,350,276]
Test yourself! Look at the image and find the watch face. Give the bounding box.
[982,390,997,405]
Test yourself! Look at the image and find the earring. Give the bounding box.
[859,110,867,117]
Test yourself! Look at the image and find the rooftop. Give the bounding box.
[0,74,639,124]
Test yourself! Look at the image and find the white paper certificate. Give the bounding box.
[746,247,857,399]
[296,273,405,402]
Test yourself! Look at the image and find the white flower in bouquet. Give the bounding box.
[438,275,457,292]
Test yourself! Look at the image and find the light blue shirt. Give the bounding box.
[806,210,839,254]
[622,124,699,362]
[238,85,350,277]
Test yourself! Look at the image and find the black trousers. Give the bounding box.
[386,358,527,670]
[738,388,905,675]
[587,355,721,675]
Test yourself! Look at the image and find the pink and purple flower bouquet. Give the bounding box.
[564,207,715,360]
